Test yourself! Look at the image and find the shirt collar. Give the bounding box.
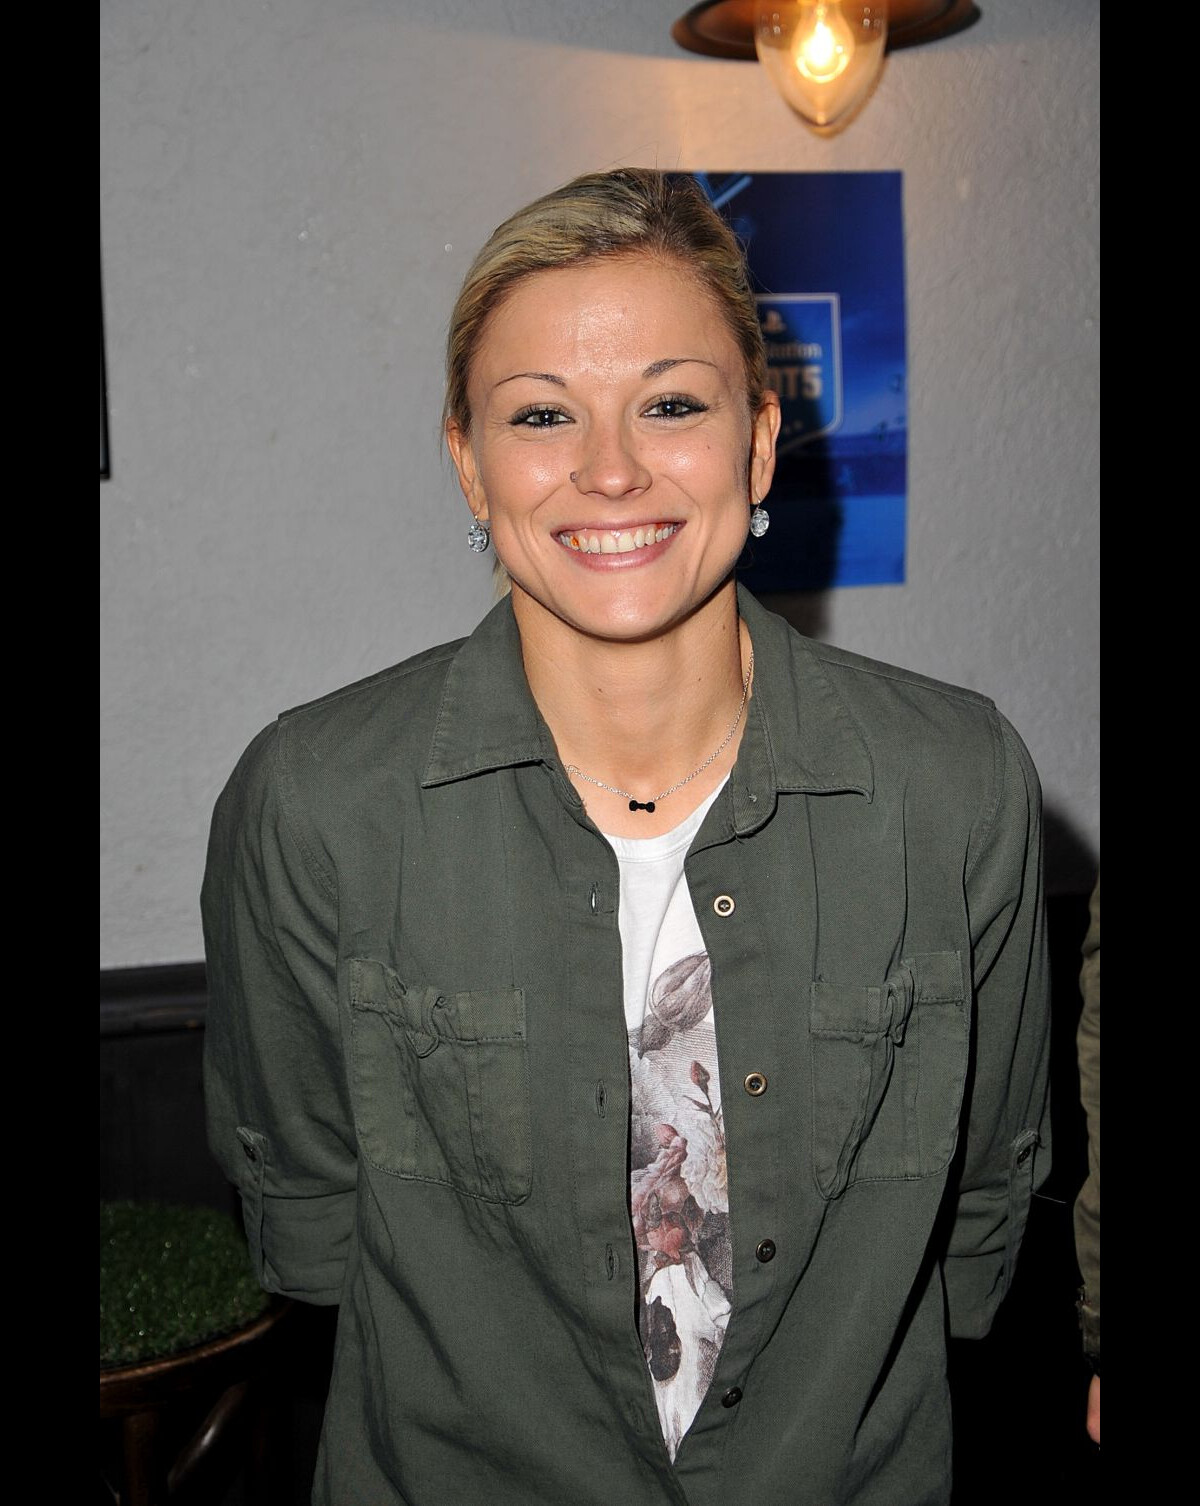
[422,593,549,786]
[421,584,874,826]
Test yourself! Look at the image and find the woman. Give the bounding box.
[202,168,1050,1505]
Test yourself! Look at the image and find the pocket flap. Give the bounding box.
[347,958,531,1203]
[811,962,914,1043]
[349,958,525,1042]
[811,951,964,1038]
[906,950,966,1004]
[810,977,873,1039]
[809,950,969,1197]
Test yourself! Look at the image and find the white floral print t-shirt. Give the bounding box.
[602,781,731,1462]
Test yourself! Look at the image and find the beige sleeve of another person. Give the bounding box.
[1073,875,1100,1364]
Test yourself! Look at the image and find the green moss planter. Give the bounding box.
[99,1200,270,1370]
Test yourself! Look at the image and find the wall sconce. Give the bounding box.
[672,1,981,134]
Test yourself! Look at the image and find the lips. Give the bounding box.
[557,524,680,555]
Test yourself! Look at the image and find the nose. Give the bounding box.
[570,418,651,499]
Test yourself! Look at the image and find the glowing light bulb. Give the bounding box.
[794,5,854,83]
[756,3,888,132]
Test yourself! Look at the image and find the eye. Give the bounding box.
[511,406,570,428]
[644,395,708,420]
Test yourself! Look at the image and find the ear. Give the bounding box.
[749,390,781,503]
[445,418,489,522]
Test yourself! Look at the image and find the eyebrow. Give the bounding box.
[492,371,566,390]
[492,357,717,391]
[642,357,718,379]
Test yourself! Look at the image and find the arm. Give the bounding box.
[942,712,1052,1339]
[201,719,356,1305]
[1074,875,1100,1440]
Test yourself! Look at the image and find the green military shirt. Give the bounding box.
[201,586,1051,1505]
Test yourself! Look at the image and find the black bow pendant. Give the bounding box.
[629,799,656,813]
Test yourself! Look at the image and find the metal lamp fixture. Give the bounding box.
[672,1,981,133]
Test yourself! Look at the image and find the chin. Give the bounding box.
[508,557,738,645]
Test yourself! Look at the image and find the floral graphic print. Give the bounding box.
[629,951,731,1460]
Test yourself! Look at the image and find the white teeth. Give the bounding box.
[558,525,677,554]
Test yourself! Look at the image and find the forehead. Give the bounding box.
[471,253,740,382]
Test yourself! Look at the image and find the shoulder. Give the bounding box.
[748,595,1040,835]
[741,586,1000,744]
[277,636,464,765]
[792,639,1042,912]
[814,638,1037,804]
[804,636,998,725]
[220,636,467,824]
[740,591,1040,818]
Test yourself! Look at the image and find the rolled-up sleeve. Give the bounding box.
[201,720,356,1305]
[942,712,1052,1339]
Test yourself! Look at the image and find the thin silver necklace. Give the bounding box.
[565,648,754,815]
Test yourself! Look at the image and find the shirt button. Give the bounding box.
[1017,1144,1033,1167]
[721,1387,743,1408]
[242,1144,257,1163]
[755,1239,776,1263]
[713,894,736,917]
[744,1071,768,1096]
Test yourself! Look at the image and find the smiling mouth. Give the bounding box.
[557,524,680,555]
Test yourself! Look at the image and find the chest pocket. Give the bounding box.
[348,958,531,1204]
[809,951,968,1199]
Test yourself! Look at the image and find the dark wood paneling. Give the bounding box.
[100,961,209,1037]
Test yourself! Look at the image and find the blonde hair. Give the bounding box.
[443,167,767,440]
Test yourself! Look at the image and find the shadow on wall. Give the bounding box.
[1042,805,1098,901]
[738,443,844,602]
[758,589,833,642]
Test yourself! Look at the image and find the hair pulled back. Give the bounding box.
[444,168,766,438]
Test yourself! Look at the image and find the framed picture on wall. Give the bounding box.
[680,171,908,592]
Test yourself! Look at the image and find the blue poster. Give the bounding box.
[683,172,907,591]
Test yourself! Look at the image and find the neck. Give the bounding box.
[513,583,751,837]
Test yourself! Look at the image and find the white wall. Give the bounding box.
[100,0,1100,967]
